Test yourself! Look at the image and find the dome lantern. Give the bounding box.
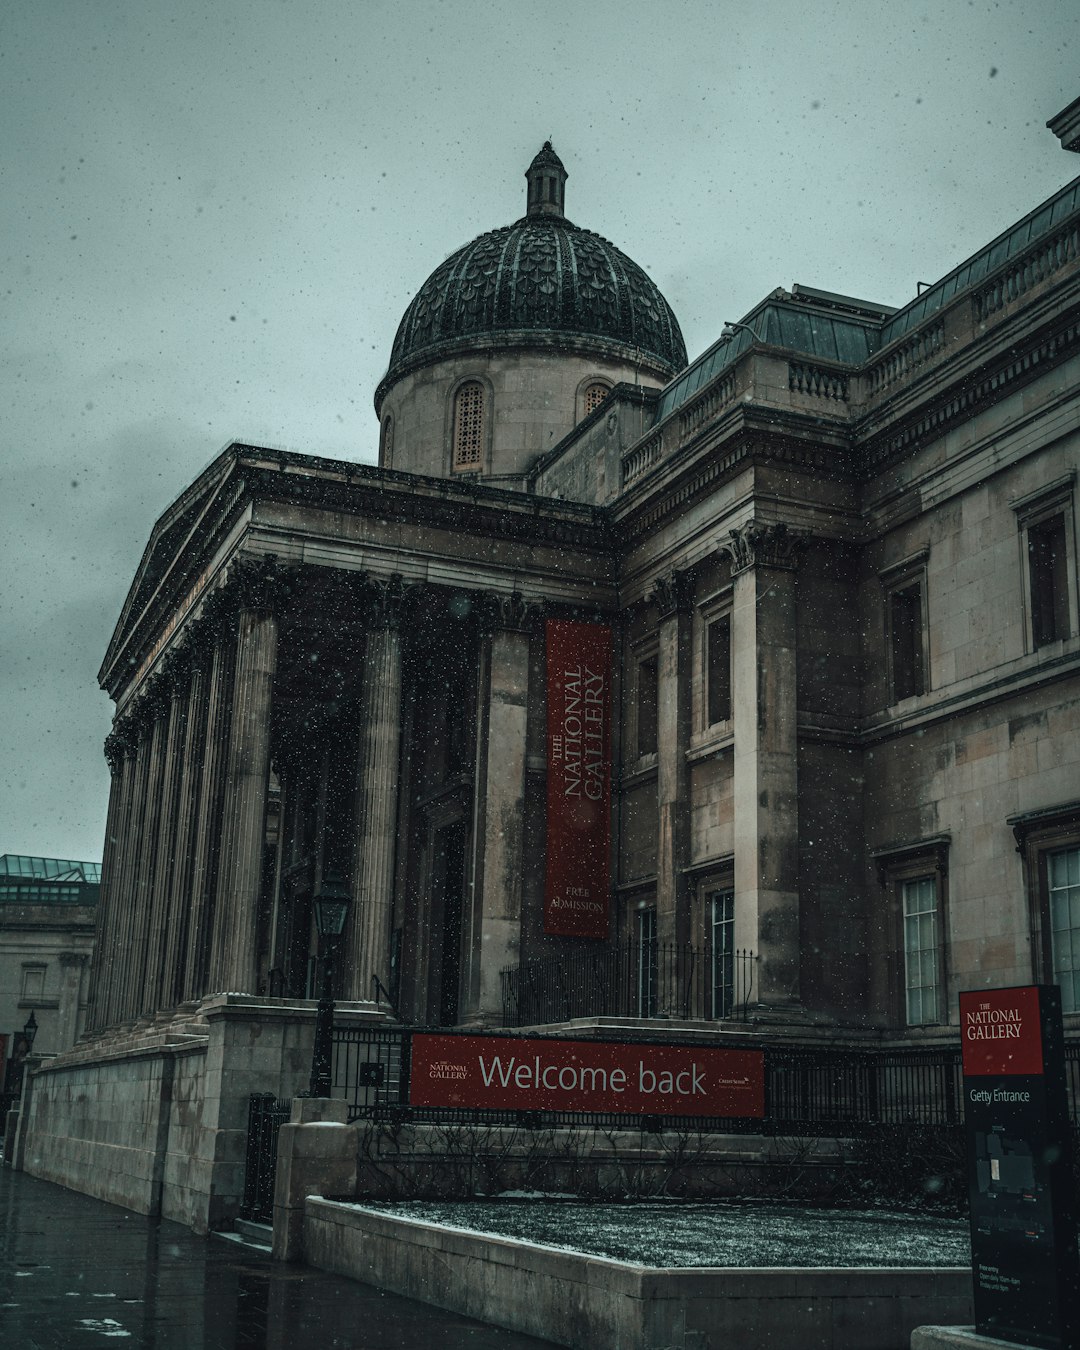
[526,141,567,219]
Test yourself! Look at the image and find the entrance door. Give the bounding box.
[434,822,466,1026]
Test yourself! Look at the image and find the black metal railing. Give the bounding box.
[328,1024,997,1135]
[500,942,757,1027]
[240,1093,292,1222]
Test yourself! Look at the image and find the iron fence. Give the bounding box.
[327,1024,1029,1135]
[500,942,757,1027]
[240,1093,292,1222]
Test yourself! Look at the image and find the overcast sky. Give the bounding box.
[2,0,1078,863]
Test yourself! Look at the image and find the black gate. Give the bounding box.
[241,1093,291,1222]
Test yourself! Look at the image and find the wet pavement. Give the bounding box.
[0,1167,561,1350]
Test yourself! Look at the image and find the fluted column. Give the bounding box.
[129,684,169,1018]
[345,576,405,1002]
[653,571,694,1009]
[161,640,211,1008]
[210,560,283,995]
[143,654,188,1012]
[721,521,805,1011]
[87,728,135,1031]
[462,592,533,1024]
[105,725,142,1025]
[182,607,235,1002]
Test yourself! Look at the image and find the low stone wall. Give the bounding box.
[21,1041,193,1216]
[303,1200,974,1350]
[13,996,388,1233]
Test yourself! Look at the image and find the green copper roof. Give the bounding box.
[656,171,1080,426]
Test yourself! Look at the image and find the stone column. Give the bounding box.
[722,521,804,1011]
[344,576,405,1002]
[113,718,151,1025]
[130,682,170,1019]
[652,571,694,974]
[210,560,283,995]
[87,728,134,1031]
[113,693,164,1023]
[182,602,235,1001]
[160,640,211,1008]
[463,592,532,1024]
[143,653,189,1012]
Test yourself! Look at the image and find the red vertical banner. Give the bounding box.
[544,619,612,938]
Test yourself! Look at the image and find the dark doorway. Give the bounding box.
[434,822,466,1026]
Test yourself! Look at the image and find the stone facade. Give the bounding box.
[0,857,97,1079]
[15,135,1080,1227]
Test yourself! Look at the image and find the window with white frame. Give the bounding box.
[1048,846,1080,1013]
[709,889,734,1019]
[635,906,657,1017]
[903,876,940,1026]
[1010,802,1080,1014]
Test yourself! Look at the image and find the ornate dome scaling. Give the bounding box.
[378,144,687,399]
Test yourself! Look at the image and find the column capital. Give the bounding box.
[477,589,539,634]
[650,569,696,619]
[720,520,806,577]
[365,573,410,630]
[103,727,137,774]
[222,553,297,614]
[160,643,195,698]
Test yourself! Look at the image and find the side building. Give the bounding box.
[13,133,1080,1231]
[1,855,98,1125]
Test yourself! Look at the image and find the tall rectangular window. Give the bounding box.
[903,876,939,1026]
[636,655,658,757]
[1048,846,1080,1013]
[634,906,657,1018]
[1029,514,1070,647]
[889,581,925,701]
[709,889,734,1019]
[706,616,731,725]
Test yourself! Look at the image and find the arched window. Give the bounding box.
[583,382,610,417]
[453,382,485,471]
[380,414,394,464]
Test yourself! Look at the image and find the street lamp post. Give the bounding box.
[307,889,351,1099]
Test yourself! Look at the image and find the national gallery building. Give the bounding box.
[13,123,1080,1231]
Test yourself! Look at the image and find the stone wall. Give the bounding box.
[12,995,384,1233]
[302,1200,973,1350]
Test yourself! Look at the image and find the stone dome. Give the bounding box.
[377,144,687,403]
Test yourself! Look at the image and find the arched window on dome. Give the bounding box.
[452,382,485,472]
[583,382,610,418]
[380,413,394,466]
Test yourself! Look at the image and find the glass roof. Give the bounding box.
[0,854,101,882]
[654,304,878,423]
[880,175,1080,346]
[654,171,1080,426]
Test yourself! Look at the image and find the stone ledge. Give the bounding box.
[303,1199,973,1350]
[911,1329,1023,1350]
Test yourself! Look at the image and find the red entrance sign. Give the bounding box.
[960,985,1044,1077]
[544,619,612,939]
[409,1033,765,1119]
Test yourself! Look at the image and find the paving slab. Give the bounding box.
[0,1167,560,1349]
